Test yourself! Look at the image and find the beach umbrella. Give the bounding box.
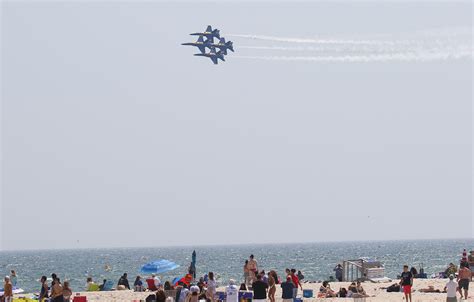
[140,259,179,274]
[190,250,197,278]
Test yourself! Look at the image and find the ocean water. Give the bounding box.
[1,239,472,293]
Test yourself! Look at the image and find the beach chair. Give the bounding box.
[101,280,114,291]
[72,296,88,302]
[146,279,158,291]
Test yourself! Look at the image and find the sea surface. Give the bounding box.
[1,239,472,293]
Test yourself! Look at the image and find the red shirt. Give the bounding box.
[291,275,299,288]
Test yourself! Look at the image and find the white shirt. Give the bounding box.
[446,280,458,298]
[154,277,161,287]
[226,285,239,302]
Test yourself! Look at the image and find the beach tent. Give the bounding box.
[141,259,179,274]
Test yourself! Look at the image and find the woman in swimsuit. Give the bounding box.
[267,271,277,302]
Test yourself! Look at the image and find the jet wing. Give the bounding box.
[210,56,218,64]
[197,45,206,54]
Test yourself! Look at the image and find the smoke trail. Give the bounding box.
[228,34,412,45]
[233,51,474,63]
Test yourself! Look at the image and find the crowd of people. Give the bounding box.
[2,253,473,302]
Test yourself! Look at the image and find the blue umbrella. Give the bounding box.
[140,259,180,274]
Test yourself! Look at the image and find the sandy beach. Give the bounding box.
[13,279,473,302]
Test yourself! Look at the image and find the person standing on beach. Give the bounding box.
[51,277,64,302]
[206,272,217,302]
[243,260,250,286]
[225,279,239,302]
[248,255,258,284]
[399,265,413,302]
[3,276,13,302]
[334,264,343,282]
[39,276,49,302]
[290,269,302,298]
[252,274,268,302]
[280,276,294,302]
[444,275,458,302]
[267,271,276,302]
[457,262,471,300]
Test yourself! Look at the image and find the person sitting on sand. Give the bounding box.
[240,283,247,291]
[63,281,73,302]
[319,281,336,298]
[356,281,369,297]
[86,277,96,291]
[338,287,348,298]
[117,273,130,290]
[164,280,172,290]
[347,282,358,297]
[134,276,144,292]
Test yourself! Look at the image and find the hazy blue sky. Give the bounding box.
[1,1,472,251]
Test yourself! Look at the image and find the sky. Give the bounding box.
[1,1,472,251]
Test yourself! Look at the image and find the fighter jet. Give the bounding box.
[190,25,220,42]
[194,47,225,65]
[181,36,211,54]
[209,38,234,55]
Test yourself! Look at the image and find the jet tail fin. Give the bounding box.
[197,36,204,42]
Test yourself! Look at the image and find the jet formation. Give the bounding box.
[182,26,234,64]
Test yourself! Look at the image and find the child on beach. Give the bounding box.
[400,265,413,302]
[444,275,458,302]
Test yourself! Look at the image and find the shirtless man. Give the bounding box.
[3,276,13,302]
[457,262,472,300]
[248,255,258,284]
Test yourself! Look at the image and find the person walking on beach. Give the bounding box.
[290,269,302,298]
[280,276,294,302]
[457,262,471,300]
[3,276,13,302]
[400,265,413,302]
[444,275,458,302]
[248,255,258,283]
[252,274,268,302]
[39,276,49,302]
